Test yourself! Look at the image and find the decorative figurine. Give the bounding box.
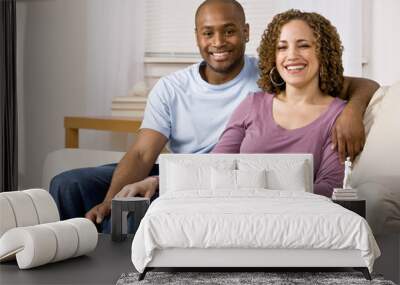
[342,157,353,189]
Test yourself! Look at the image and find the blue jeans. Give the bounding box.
[49,163,159,233]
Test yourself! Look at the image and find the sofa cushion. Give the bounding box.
[353,82,400,234]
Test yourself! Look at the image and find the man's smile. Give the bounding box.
[209,51,231,61]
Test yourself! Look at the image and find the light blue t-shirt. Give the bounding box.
[141,55,260,153]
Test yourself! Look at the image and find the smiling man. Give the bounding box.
[195,0,249,84]
[50,0,379,233]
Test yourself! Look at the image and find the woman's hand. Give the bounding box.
[331,104,365,163]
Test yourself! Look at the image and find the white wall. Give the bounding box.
[17,0,145,188]
[363,0,400,85]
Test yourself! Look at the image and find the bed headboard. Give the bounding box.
[158,153,313,195]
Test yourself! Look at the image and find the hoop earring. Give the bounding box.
[269,67,285,87]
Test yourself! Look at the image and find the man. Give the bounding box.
[50,0,379,232]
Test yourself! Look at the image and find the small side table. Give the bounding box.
[111,197,150,242]
[332,199,366,218]
[64,116,142,148]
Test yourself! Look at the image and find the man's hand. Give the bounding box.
[85,200,112,224]
[331,104,365,163]
[115,176,159,199]
[332,76,379,162]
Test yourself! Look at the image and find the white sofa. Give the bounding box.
[42,148,124,192]
[351,82,400,282]
[42,83,400,283]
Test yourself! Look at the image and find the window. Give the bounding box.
[144,0,363,76]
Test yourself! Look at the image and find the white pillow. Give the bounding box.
[167,163,210,191]
[211,168,236,190]
[237,169,267,189]
[238,158,308,192]
[211,168,267,190]
[166,160,235,192]
[267,165,306,191]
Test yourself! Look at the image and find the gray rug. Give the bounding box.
[117,271,396,285]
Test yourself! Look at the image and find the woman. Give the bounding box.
[212,10,346,197]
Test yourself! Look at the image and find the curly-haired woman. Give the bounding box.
[212,10,347,197]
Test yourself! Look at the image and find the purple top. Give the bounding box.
[212,92,346,197]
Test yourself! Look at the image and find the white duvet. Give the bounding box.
[131,190,380,273]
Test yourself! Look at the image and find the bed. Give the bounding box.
[131,154,380,280]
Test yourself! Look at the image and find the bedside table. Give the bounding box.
[332,199,366,218]
[111,197,150,242]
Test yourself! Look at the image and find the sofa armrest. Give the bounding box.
[42,149,125,190]
[356,178,400,235]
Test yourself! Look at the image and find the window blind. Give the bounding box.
[144,0,362,75]
[144,0,278,57]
